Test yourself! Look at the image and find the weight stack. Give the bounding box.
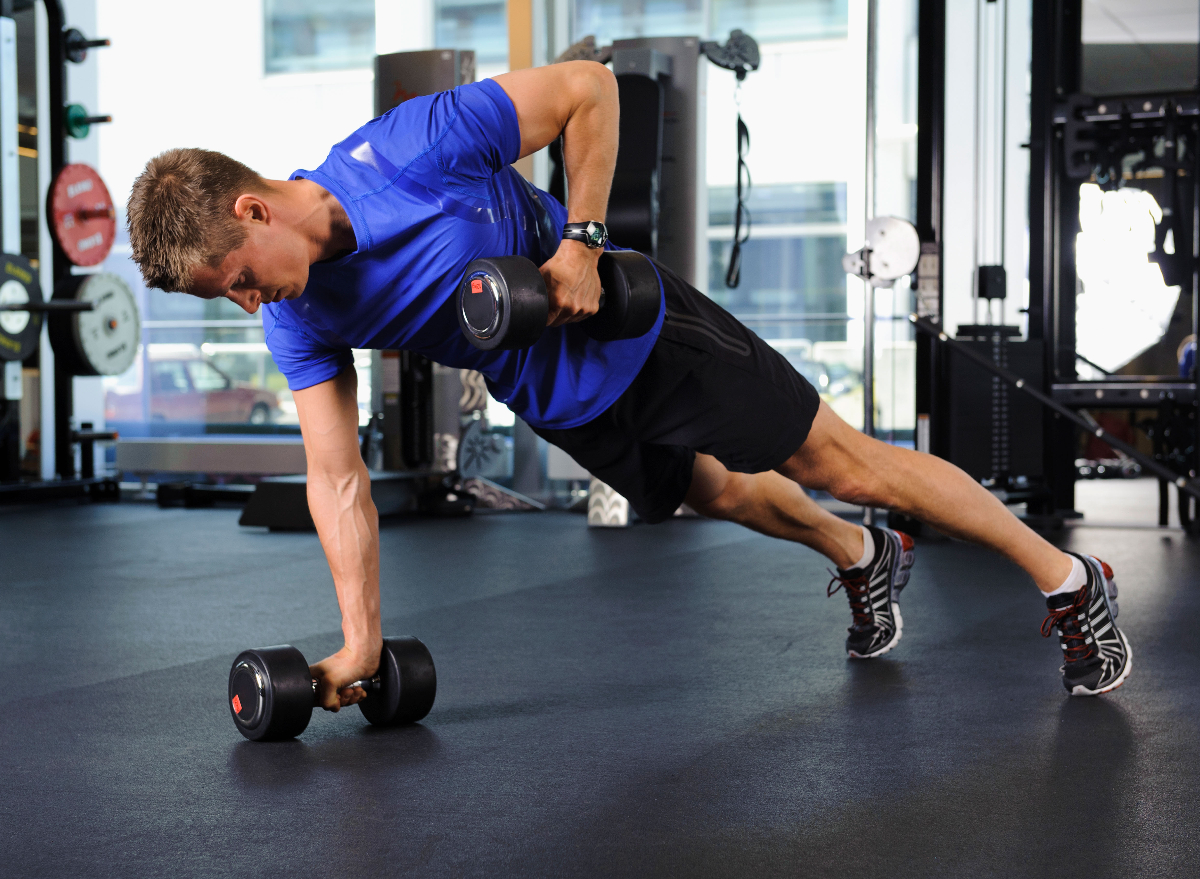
[946,326,1043,483]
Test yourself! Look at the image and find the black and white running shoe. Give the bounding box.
[827,526,916,659]
[1041,553,1133,696]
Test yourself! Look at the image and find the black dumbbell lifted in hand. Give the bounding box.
[457,250,661,350]
[228,637,436,741]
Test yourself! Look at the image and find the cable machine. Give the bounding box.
[1028,0,1199,528]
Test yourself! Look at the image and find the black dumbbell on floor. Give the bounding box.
[228,636,436,741]
[457,249,661,350]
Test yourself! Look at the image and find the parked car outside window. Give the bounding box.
[107,352,281,425]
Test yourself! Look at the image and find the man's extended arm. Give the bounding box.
[494,61,620,327]
[294,366,381,710]
[292,64,618,705]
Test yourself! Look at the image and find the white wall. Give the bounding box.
[377,0,434,54]
[94,0,376,209]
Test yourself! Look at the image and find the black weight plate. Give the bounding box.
[228,645,313,742]
[0,254,44,362]
[359,636,437,727]
[458,256,547,351]
[586,250,660,342]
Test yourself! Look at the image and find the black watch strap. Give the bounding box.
[562,221,608,249]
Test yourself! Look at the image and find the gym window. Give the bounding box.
[264,0,377,74]
[436,0,509,71]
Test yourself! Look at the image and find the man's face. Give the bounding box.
[189,199,310,314]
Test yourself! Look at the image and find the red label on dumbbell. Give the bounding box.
[50,164,117,267]
[471,279,483,294]
[231,694,242,714]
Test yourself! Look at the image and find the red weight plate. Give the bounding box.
[50,163,117,267]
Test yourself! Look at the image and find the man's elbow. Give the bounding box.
[567,60,617,109]
[307,455,370,497]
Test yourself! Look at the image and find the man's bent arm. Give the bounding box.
[294,366,382,711]
[494,61,620,325]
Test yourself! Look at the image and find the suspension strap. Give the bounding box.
[726,81,752,288]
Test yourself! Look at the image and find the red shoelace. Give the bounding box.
[1040,587,1095,662]
[827,569,873,627]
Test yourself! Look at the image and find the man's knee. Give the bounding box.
[690,471,753,521]
[685,453,730,513]
[781,429,892,507]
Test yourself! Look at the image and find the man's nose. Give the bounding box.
[230,290,261,314]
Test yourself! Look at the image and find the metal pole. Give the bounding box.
[862,0,878,525]
[1,15,18,254]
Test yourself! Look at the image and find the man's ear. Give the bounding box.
[233,193,270,224]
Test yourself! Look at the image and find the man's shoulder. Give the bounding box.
[333,80,510,172]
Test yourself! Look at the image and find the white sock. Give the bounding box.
[848,525,875,570]
[1044,556,1086,597]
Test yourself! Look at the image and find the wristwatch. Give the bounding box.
[562,221,609,249]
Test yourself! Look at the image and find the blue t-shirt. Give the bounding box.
[263,78,664,430]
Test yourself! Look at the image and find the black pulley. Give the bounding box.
[0,254,44,362]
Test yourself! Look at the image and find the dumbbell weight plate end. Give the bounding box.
[586,251,661,342]
[457,256,547,351]
[358,636,437,727]
[228,645,313,742]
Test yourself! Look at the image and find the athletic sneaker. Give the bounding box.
[827,526,916,659]
[1041,553,1133,696]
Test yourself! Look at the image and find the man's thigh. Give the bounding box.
[624,259,822,473]
[530,261,823,521]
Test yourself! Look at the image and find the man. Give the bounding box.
[127,61,1130,709]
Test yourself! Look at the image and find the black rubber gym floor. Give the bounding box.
[2,485,1198,877]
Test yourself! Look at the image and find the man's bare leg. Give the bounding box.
[683,401,1128,691]
[775,402,1072,592]
[684,452,867,570]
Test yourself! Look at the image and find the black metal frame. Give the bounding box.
[1029,0,1200,520]
[914,0,946,456]
[38,0,118,486]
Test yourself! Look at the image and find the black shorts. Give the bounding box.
[531,260,821,524]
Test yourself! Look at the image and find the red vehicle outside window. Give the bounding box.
[106,354,281,425]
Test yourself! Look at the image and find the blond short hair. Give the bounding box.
[127,148,267,292]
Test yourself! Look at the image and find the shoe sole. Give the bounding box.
[847,530,914,660]
[1069,630,1133,696]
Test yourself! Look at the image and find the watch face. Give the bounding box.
[586,222,607,247]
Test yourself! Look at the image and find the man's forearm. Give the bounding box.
[308,465,382,662]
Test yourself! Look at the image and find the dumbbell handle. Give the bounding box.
[309,674,381,705]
